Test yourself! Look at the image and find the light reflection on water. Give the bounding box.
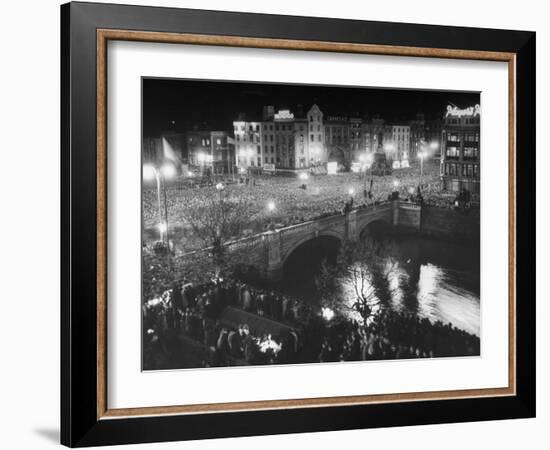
[340,239,480,337]
[282,236,480,337]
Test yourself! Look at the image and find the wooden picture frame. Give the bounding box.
[61,1,535,447]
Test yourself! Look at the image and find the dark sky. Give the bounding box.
[143,78,480,137]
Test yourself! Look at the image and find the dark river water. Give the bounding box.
[278,235,480,337]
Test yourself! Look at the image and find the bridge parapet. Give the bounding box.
[179,201,422,281]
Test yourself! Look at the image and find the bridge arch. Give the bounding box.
[358,217,392,241]
[281,230,343,265]
[281,232,342,281]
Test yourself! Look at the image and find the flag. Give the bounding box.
[162,137,181,165]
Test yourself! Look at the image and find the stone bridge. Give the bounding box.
[227,200,422,281]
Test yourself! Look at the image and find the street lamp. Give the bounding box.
[417,150,426,187]
[363,153,374,193]
[267,201,275,212]
[391,179,400,201]
[348,187,355,196]
[143,162,175,243]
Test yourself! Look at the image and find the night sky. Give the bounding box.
[142,78,480,138]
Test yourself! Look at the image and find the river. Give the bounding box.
[278,235,480,337]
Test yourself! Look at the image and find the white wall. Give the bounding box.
[0,0,546,449]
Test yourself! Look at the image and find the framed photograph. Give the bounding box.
[61,2,536,447]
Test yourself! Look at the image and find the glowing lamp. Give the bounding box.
[321,307,335,321]
[160,163,176,179]
[142,164,156,181]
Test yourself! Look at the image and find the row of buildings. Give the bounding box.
[231,105,445,172]
[143,103,480,193]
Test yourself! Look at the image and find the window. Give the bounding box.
[317,125,320,132]
[265,157,268,163]
[310,134,314,142]
[448,133,460,142]
[463,146,478,159]
[446,146,460,158]
[257,145,261,154]
[462,164,474,177]
[216,138,221,145]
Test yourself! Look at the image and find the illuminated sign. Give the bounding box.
[327,161,338,175]
[274,109,294,120]
[445,104,480,118]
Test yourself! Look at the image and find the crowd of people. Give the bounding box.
[142,278,307,369]
[143,160,466,251]
[141,159,481,370]
[142,275,480,370]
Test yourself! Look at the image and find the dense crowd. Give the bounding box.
[142,276,480,370]
[142,160,467,251]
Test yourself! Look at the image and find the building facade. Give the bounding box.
[233,105,327,171]
[324,115,350,166]
[389,125,411,165]
[233,120,264,169]
[440,104,481,193]
[186,130,235,173]
[210,131,235,174]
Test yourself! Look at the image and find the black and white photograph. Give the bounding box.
[141,79,481,371]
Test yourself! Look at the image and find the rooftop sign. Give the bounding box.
[274,110,294,120]
[445,104,480,118]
